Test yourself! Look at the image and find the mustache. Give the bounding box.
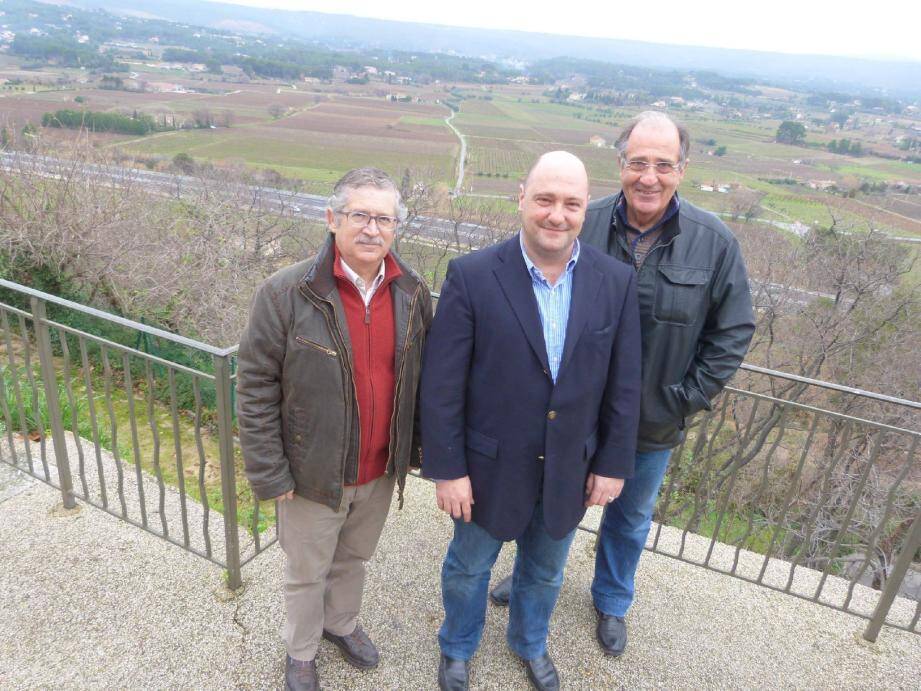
[356,235,384,246]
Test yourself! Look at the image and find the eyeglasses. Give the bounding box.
[337,210,400,231]
[621,159,684,175]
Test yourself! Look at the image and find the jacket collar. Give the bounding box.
[492,235,602,382]
[613,191,682,247]
[301,233,422,300]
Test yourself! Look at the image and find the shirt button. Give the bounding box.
[294,434,303,442]
[547,410,557,420]
[537,455,545,461]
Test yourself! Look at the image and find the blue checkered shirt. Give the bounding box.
[519,233,580,383]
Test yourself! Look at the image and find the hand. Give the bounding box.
[274,490,295,502]
[435,476,474,522]
[585,474,625,508]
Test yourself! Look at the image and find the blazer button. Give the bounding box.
[294,434,303,442]
[547,410,557,420]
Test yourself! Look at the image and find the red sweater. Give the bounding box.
[334,249,402,486]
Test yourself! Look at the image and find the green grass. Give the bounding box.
[125,129,456,185]
[667,499,777,554]
[0,356,273,535]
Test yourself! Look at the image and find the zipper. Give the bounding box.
[294,335,337,357]
[340,280,370,486]
[386,283,422,471]
[298,283,356,510]
[361,295,373,485]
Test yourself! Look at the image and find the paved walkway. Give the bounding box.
[1,461,920,690]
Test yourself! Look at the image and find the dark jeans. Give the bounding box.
[592,448,672,617]
[439,498,576,660]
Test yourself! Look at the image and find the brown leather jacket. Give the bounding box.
[236,235,433,510]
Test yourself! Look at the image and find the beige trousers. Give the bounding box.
[277,472,396,661]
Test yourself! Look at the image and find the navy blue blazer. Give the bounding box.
[421,235,642,540]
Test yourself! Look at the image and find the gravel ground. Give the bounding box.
[2,457,920,690]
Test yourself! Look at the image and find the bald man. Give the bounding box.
[490,112,755,659]
[421,151,642,691]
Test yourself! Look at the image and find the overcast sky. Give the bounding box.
[203,0,921,62]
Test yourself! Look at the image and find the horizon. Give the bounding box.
[198,0,921,64]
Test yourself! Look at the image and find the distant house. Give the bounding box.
[808,179,836,190]
[147,82,188,93]
[590,135,606,147]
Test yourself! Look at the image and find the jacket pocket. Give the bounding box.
[465,427,499,459]
[295,335,338,357]
[653,265,711,325]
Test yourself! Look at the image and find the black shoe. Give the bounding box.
[322,624,380,669]
[284,655,320,691]
[438,653,469,691]
[489,574,512,607]
[519,653,560,691]
[595,606,627,657]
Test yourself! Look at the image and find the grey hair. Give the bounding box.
[326,167,407,222]
[614,111,690,165]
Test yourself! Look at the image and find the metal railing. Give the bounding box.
[1,278,919,641]
[0,278,272,587]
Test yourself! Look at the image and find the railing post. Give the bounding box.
[31,297,75,509]
[863,512,921,642]
[213,353,242,591]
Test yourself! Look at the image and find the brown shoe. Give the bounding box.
[285,655,320,691]
[322,624,380,669]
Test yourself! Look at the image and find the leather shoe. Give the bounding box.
[489,574,512,606]
[595,606,627,657]
[438,653,469,691]
[322,624,379,669]
[284,655,320,691]
[519,653,560,691]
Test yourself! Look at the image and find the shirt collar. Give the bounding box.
[615,191,680,235]
[335,248,387,292]
[519,232,580,283]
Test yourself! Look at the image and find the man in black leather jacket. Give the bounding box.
[490,111,755,659]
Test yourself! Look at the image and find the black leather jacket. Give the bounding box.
[580,194,755,451]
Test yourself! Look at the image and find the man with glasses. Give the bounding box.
[490,112,755,659]
[237,168,432,691]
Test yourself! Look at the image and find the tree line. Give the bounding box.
[41,109,166,136]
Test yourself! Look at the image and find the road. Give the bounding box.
[0,151,493,248]
[0,151,859,307]
[444,107,467,196]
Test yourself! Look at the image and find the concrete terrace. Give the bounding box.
[2,455,920,691]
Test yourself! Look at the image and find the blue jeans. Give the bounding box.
[439,498,576,660]
[592,448,672,617]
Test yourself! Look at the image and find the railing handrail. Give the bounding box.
[738,363,921,411]
[0,278,235,357]
[2,278,920,412]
